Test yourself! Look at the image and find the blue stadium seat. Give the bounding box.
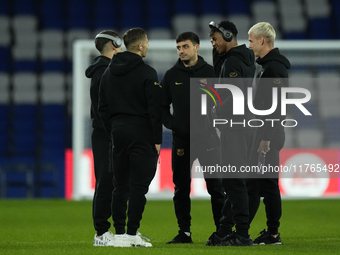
[0,47,10,72]
[283,32,306,39]
[41,134,65,150]
[0,0,9,15]
[225,0,249,14]
[2,156,35,198]
[198,0,221,15]
[13,104,37,119]
[13,0,36,14]
[93,1,117,29]
[324,117,340,143]
[13,60,38,72]
[40,148,65,197]
[41,119,65,133]
[41,104,66,119]
[146,0,170,29]
[13,119,37,134]
[41,60,66,72]
[67,0,90,29]
[11,134,37,156]
[0,136,8,156]
[121,0,143,29]
[294,103,319,129]
[0,104,9,119]
[40,0,65,30]
[309,18,333,39]
[174,0,197,15]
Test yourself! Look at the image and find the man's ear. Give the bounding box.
[195,44,200,51]
[261,36,265,46]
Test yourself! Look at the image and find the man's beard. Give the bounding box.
[182,59,190,65]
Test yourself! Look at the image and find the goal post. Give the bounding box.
[71,40,340,200]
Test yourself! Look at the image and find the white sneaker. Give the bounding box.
[114,233,153,247]
[93,231,115,246]
[137,231,152,241]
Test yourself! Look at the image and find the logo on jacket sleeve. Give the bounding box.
[175,82,183,85]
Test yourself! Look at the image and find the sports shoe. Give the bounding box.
[253,229,281,245]
[205,231,230,246]
[214,232,253,246]
[205,232,217,246]
[166,231,193,244]
[137,231,152,241]
[114,233,152,247]
[93,231,115,246]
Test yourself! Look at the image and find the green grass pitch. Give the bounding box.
[0,198,339,254]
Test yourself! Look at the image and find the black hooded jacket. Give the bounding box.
[98,51,162,144]
[254,48,291,141]
[85,55,110,140]
[215,44,256,130]
[161,56,215,143]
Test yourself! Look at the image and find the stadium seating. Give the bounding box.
[1,0,340,198]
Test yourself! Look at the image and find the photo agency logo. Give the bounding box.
[198,78,312,128]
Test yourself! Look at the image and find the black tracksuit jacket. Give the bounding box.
[254,48,291,141]
[85,55,111,140]
[161,56,215,144]
[215,44,256,130]
[98,51,162,144]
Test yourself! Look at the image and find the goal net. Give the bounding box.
[70,40,340,200]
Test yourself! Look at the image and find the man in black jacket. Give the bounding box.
[162,32,225,244]
[98,28,162,247]
[207,20,256,246]
[247,22,291,245]
[85,30,121,246]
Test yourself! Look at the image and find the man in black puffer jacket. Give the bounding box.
[162,32,225,244]
[85,30,121,246]
[247,22,291,245]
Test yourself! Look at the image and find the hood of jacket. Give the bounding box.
[256,48,291,69]
[173,55,209,74]
[224,44,255,67]
[108,51,144,76]
[85,55,110,78]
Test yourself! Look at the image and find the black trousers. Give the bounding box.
[247,131,285,235]
[218,128,255,238]
[111,125,158,235]
[91,129,114,236]
[172,134,225,233]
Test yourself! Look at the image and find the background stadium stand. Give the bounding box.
[0,0,339,198]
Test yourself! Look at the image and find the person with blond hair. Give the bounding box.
[247,22,291,245]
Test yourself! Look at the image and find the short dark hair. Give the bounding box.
[176,32,200,45]
[123,28,146,50]
[95,30,119,52]
[209,21,238,38]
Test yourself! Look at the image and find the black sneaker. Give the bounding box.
[166,231,193,244]
[253,229,281,245]
[206,231,233,246]
[205,232,217,246]
[219,232,253,246]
